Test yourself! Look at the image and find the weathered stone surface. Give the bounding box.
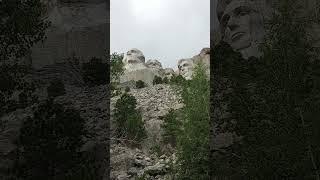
[146,59,162,69]
[192,48,210,68]
[0,83,110,179]
[122,48,147,71]
[120,68,158,86]
[31,0,107,69]
[120,49,164,86]
[110,84,182,180]
[177,58,194,80]
[163,68,175,80]
[214,0,320,58]
[215,0,272,58]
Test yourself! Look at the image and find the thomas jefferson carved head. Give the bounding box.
[146,59,162,69]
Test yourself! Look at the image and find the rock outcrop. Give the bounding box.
[120,49,166,86]
[177,48,210,79]
[119,47,210,84]
[0,70,109,179]
[213,0,320,58]
[110,84,183,180]
[31,0,107,69]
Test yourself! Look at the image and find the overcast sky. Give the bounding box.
[110,0,210,69]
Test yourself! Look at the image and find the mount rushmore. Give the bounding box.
[212,0,320,59]
[119,48,210,86]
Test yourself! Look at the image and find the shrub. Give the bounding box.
[161,109,182,147]
[163,77,169,84]
[136,80,146,89]
[82,57,108,86]
[110,53,124,82]
[175,62,210,179]
[153,76,163,85]
[114,93,146,142]
[1,0,50,61]
[125,86,130,92]
[15,100,88,180]
[0,64,38,115]
[47,78,65,99]
[169,75,186,85]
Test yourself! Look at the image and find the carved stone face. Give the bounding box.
[218,0,270,58]
[164,68,175,79]
[146,59,162,69]
[178,59,194,80]
[122,48,147,71]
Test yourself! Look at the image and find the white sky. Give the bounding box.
[110,0,210,69]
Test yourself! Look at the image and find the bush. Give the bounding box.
[15,100,89,180]
[161,109,182,147]
[0,64,38,116]
[125,86,130,92]
[47,78,65,99]
[136,80,146,89]
[175,63,210,179]
[110,53,124,82]
[169,75,186,85]
[163,77,169,84]
[153,76,163,85]
[82,57,108,86]
[114,93,146,142]
[1,0,50,61]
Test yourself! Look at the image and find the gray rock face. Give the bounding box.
[216,0,272,58]
[177,58,194,80]
[146,59,162,69]
[177,48,210,80]
[120,68,157,86]
[193,48,210,67]
[214,0,320,58]
[122,49,147,71]
[110,84,183,180]
[31,0,107,69]
[120,49,167,86]
[0,84,110,179]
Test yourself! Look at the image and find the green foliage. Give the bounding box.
[150,144,163,157]
[163,77,169,84]
[125,86,130,92]
[169,74,186,85]
[161,109,182,147]
[153,76,163,85]
[110,52,124,82]
[114,92,146,142]
[15,100,88,180]
[110,53,124,97]
[136,80,146,89]
[82,57,108,86]
[211,1,320,179]
[47,78,65,99]
[175,62,210,179]
[0,0,50,61]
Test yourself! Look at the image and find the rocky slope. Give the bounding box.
[110,84,184,180]
[0,83,109,179]
[0,72,183,180]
